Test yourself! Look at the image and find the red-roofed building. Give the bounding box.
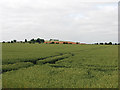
[44,41,85,45]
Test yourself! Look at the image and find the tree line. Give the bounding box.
[46,42,80,44]
[94,42,120,45]
[2,38,45,44]
[2,39,119,45]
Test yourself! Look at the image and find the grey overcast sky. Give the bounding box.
[0,0,118,43]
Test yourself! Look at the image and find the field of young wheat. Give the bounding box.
[2,43,118,88]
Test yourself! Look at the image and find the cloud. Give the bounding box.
[0,0,118,43]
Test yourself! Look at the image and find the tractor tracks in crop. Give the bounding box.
[49,62,119,72]
[79,64,119,71]
[2,53,74,73]
[48,46,119,72]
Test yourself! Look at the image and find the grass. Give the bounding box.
[2,43,118,88]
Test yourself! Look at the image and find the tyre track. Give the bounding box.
[2,53,73,73]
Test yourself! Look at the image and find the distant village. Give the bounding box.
[2,38,85,45]
[2,38,119,45]
[44,39,85,45]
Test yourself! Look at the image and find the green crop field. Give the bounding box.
[2,43,118,88]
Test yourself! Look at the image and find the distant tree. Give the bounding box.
[50,42,54,44]
[30,39,35,43]
[25,39,27,43]
[100,43,103,45]
[36,38,41,44]
[114,43,117,45]
[76,42,79,44]
[69,43,72,44]
[29,38,45,44]
[7,41,10,43]
[40,39,45,43]
[108,42,112,45]
[2,41,5,43]
[105,42,108,45]
[63,42,66,44]
[118,43,120,45]
[11,41,14,43]
[30,39,34,42]
[13,40,17,43]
